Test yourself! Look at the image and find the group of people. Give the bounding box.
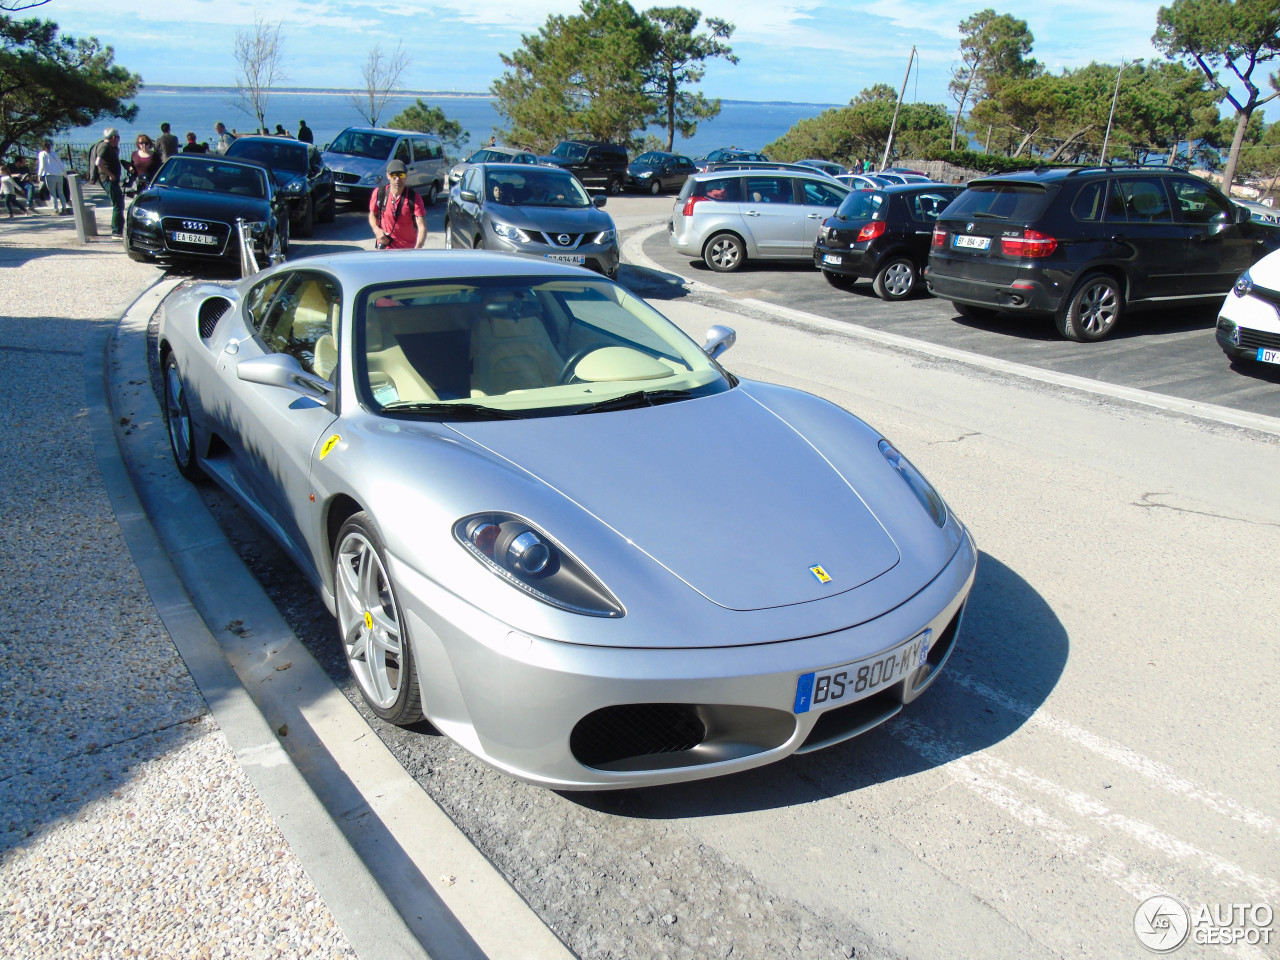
[2,142,72,217]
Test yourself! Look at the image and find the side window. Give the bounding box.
[413,138,439,162]
[1071,181,1106,222]
[910,192,953,221]
[258,273,341,375]
[745,176,793,204]
[800,180,846,207]
[394,139,412,164]
[1170,178,1233,224]
[697,176,742,202]
[245,274,288,330]
[1111,178,1173,223]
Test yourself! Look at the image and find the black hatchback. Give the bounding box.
[814,183,962,300]
[924,166,1277,341]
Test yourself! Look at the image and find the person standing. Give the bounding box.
[182,132,208,154]
[1,165,28,217]
[156,122,180,164]
[37,141,68,214]
[96,128,124,238]
[368,160,426,250]
[130,134,158,190]
[297,120,313,144]
[214,122,236,155]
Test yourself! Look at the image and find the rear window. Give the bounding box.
[943,182,1054,222]
[835,190,887,221]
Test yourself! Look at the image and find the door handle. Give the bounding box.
[744,210,760,217]
[1189,233,1206,242]
[807,213,823,219]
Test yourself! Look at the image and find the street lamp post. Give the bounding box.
[1101,57,1143,164]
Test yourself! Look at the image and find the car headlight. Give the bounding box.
[455,514,624,617]
[636,170,652,178]
[492,222,529,243]
[282,177,306,195]
[879,440,947,528]
[595,228,616,245]
[131,205,160,224]
[247,220,268,237]
[1234,270,1253,299]
[360,172,382,186]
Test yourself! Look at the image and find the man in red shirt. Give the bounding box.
[368,160,427,250]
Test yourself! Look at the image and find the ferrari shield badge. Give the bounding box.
[810,564,832,584]
[319,434,341,460]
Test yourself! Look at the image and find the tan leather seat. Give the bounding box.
[469,297,562,395]
[363,309,439,404]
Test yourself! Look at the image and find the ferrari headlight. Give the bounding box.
[492,222,529,243]
[1234,270,1253,299]
[879,440,947,528]
[595,228,616,245]
[455,514,624,617]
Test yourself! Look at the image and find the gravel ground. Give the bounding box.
[0,207,354,959]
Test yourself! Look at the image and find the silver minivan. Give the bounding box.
[669,170,850,271]
[322,127,449,207]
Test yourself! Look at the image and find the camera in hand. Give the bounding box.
[376,235,392,249]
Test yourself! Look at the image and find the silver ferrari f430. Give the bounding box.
[156,250,976,789]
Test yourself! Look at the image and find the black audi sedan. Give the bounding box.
[125,155,288,270]
[814,183,963,300]
[224,135,335,236]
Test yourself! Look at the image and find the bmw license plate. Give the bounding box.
[823,254,842,265]
[953,234,990,250]
[545,253,585,264]
[171,231,216,245]
[335,184,350,193]
[794,630,931,714]
[1259,347,1280,365]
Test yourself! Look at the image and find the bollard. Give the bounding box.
[237,218,261,277]
[66,174,98,242]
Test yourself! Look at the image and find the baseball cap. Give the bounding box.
[386,159,407,175]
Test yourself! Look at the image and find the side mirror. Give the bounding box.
[702,325,736,360]
[237,353,332,400]
[321,143,329,152]
[459,189,478,203]
[593,195,607,208]
[1238,204,1251,224]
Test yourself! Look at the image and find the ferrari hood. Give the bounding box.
[448,389,900,611]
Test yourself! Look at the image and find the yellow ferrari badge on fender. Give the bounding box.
[319,434,341,460]
[810,564,831,584]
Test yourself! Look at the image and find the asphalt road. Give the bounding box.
[200,193,1279,959]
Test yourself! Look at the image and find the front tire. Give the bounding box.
[873,257,918,300]
[333,513,423,725]
[162,352,202,481]
[609,176,623,195]
[649,179,662,196]
[426,181,439,206]
[704,232,745,272]
[1057,273,1123,342]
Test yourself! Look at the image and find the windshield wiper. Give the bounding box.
[381,401,518,420]
[574,389,692,414]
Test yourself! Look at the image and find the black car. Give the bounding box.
[694,148,768,172]
[125,155,288,270]
[539,140,629,194]
[627,151,697,194]
[814,183,963,300]
[924,165,1279,341]
[224,135,335,237]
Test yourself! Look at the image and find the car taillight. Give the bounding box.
[1000,229,1057,258]
[932,225,946,248]
[856,221,886,242]
[682,195,708,217]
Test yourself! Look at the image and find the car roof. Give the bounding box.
[475,162,573,173]
[165,153,270,172]
[688,167,837,182]
[253,249,598,289]
[334,126,432,137]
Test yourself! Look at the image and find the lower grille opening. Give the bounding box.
[796,687,902,754]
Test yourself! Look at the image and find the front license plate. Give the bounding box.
[335,184,350,193]
[953,234,990,250]
[545,253,585,264]
[823,254,843,265]
[171,231,216,245]
[794,630,932,714]
[1259,346,1280,365]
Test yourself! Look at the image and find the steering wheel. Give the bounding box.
[556,347,598,385]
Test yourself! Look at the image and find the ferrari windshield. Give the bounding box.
[356,277,728,418]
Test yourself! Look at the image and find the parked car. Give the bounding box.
[445,162,619,277]
[1214,250,1280,368]
[924,165,1280,341]
[627,151,697,194]
[836,173,894,191]
[154,249,976,789]
[446,146,539,188]
[669,169,850,272]
[224,135,335,237]
[538,140,628,194]
[1235,197,1280,226]
[694,148,768,172]
[125,154,287,269]
[704,160,840,179]
[322,127,448,207]
[797,159,848,177]
[815,183,964,300]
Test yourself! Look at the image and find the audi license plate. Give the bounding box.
[823,254,843,265]
[545,253,585,264]
[953,234,990,250]
[794,630,931,714]
[171,231,216,245]
[1259,347,1280,365]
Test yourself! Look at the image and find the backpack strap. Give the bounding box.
[375,183,389,219]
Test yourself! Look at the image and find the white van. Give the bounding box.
[322,128,448,207]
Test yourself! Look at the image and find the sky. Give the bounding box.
[29,0,1253,113]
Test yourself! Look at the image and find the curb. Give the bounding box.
[622,224,1280,439]
[91,279,575,960]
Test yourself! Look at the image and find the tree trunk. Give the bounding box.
[1047,126,1093,163]
[1220,108,1252,197]
[950,71,976,152]
[1011,129,1036,158]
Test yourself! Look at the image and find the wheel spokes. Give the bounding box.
[335,532,402,708]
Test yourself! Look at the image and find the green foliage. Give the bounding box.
[950,8,1038,148]
[388,100,466,151]
[765,86,949,166]
[492,0,658,151]
[643,7,737,151]
[0,15,139,157]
